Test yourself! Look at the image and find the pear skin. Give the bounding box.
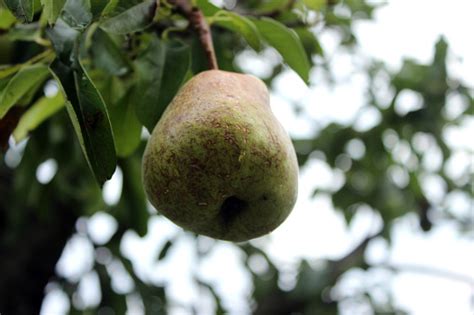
[142,70,298,242]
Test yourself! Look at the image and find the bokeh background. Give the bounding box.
[1,0,473,314]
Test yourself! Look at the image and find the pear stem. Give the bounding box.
[168,0,218,70]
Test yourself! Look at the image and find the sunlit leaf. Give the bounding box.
[196,0,220,16]
[41,0,66,24]
[0,6,16,28]
[212,11,261,51]
[13,92,65,142]
[252,17,310,83]
[0,64,49,119]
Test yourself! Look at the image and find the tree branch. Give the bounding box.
[168,0,218,70]
[373,263,474,285]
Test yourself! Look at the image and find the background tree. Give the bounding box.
[0,0,472,314]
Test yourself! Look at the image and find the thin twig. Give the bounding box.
[373,262,474,285]
[168,0,218,70]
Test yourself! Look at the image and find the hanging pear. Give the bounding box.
[142,70,298,242]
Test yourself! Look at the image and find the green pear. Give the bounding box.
[142,70,298,242]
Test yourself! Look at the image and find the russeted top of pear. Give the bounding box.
[142,70,298,242]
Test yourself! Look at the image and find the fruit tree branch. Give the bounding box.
[168,0,218,70]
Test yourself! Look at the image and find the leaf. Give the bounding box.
[116,155,149,236]
[90,0,108,17]
[13,93,65,142]
[0,65,22,80]
[294,27,324,59]
[0,6,17,29]
[212,11,261,51]
[4,24,41,42]
[135,39,191,132]
[46,18,80,61]
[4,0,34,22]
[304,0,326,10]
[0,64,49,119]
[90,28,130,76]
[100,0,156,34]
[195,0,220,16]
[41,0,66,24]
[157,240,173,261]
[108,88,141,157]
[50,58,117,185]
[60,0,92,29]
[252,17,310,83]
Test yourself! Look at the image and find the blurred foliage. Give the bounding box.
[0,0,472,314]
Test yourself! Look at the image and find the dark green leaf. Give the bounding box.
[115,155,149,236]
[135,39,191,132]
[212,11,261,51]
[100,0,156,34]
[50,58,117,185]
[41,0,66,24]
[4,0,34,22]
[108,88,141,157]
[60,0,92,29]
[13,92,64,142]
[157,240,173,261]
[46,18,80,61]
[90,28,131,76]
[252,17,311,83]
[0,64,49,118]
[90,0,108,17]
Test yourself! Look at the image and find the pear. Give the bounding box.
[142,70,298,242]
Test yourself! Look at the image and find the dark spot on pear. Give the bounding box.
[220,196,248,226]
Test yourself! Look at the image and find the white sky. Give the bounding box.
[41,1,474,314]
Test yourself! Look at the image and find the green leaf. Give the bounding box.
[252,17,311,83]
[294,27,324,59]
[90,0,108,17]
[100,0,156,34]
[108,88,141,157]
[90,28,130,76]
[13,92,65,142]
[196,0,220,16]
[46,18,80,62]
[212,11,261,51]
[60,0,92,29]
[304,0,326,10]
[4,23,41,42]
[4,0,34,22]
[0,6,17,29]
[41,0,66,24]
[135,39,191,132]
[116,155,149,236]
[50,58,117,185]
[157,240,173,261]
[0,65,22,80]
[0,64,49,119]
